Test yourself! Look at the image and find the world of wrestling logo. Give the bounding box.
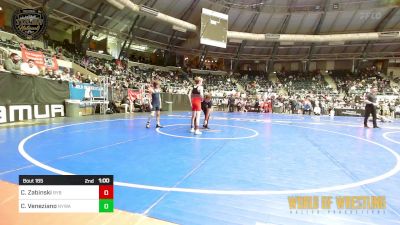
[12,8,48,40]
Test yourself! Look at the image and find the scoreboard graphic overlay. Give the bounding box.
[19,175,114,213]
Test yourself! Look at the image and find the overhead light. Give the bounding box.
[379,31,399,38]
[315,5,320,10]
[172,25,187,33]
[328,41,345,45]
[265,33,280,40]
[130,44,148,52]
[140,5,159,16]
[105,0,125,10]
[229,39,243,43]
[280,41,294,45]
[332,3,339,9]
[0,6,3,11]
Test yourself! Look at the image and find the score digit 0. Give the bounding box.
[99,185,113,199]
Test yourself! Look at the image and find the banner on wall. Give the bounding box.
[0,72,68,123]
[127,89,142,102]
[21,46,58,70]
[21,46,44,64]
[69,83,103,100]
[334,108,365,117]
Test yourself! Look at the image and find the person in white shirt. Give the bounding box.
[314,100,321,115]
[21,59,40,76]
[72,71,82,83]
[59,68,71,81]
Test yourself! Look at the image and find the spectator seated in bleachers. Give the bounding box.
[1,30,399,117]
[21,59,40,76]
[4,53,21,75]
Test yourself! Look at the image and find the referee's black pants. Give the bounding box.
[364,104,377,127]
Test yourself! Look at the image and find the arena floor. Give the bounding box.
[1,112,400,225]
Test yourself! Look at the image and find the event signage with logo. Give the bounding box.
[0,105,64,124]
[12,9,48,40]
[69,83,103,100]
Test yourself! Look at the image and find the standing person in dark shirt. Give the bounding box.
[146,80,163,128]
[254,99,260,113]
[228,95,235,112]
[364,86,379,128]
[202,94,213,129]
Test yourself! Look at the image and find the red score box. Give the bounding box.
[99,185,114,199]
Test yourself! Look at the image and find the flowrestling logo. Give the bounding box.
[12,9,48,40]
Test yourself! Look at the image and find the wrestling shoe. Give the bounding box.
[194,129,202,135]
[156,124,163,128]
[146,122,150,128]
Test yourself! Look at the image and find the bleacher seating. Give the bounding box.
[0,29,399,116]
